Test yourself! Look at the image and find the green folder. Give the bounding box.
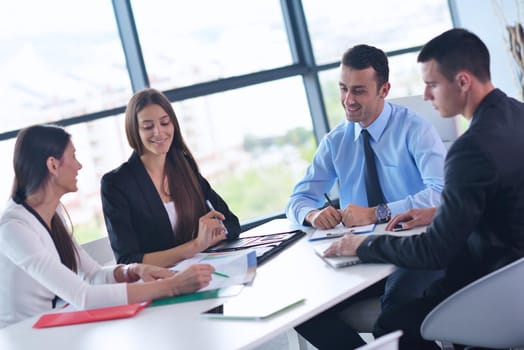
[149,285,244,307]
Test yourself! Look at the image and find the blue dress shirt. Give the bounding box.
[286,102,446,225]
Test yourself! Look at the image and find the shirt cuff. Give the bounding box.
[386,200,407,217]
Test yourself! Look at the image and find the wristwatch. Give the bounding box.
[375,203,391,224]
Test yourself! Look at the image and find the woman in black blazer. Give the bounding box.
[101,88,240,266]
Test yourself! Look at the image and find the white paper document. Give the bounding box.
[309,223,375,241]
[171,250,257,291]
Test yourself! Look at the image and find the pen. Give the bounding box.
[324,193,335,207]
[326,229,354,237]
[212,271,230,278]
[205,199,229,236]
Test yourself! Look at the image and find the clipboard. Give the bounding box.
[205,229,305,264]
[33,301,150,328]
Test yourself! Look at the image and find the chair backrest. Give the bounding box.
[420,256,524,349]
[80,236,115,266]
[355,330,403,350]
[387,95,460,149]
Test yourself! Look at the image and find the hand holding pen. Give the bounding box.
[305,193,342,229]
[205,200,229,237]
[193,205,227,251]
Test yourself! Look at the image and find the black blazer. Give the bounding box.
[101,152,241,264]
[358,89,524,297]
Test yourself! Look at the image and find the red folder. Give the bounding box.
[33,301,150,328]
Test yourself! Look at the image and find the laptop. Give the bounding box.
[312,241,361,268]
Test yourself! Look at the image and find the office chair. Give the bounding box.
[420,256,524,349]
[81,236,116,266]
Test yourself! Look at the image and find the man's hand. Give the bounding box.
[340,204,376,227]
[323,234,367,257]
[305,207,342,229]
[385,207,437,231]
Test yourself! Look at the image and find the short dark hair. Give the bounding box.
[341,44,389,88]
[417,28,491,82]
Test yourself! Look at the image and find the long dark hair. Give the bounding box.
[12,125,78,272]
[125,88,207,243]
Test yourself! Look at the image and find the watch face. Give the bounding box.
[377,205,387,219]
[376,204,390,222]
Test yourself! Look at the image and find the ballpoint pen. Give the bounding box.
[205,199,229,236]
[212,271,230,278]
[324,193,335,207]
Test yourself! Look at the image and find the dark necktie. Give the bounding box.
[361,129,385,207]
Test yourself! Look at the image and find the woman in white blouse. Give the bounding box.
[0,125,224,328]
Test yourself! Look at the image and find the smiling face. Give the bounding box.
[54,141,82,195]
[339,65,390,128]
[137,103,175,158]
[421,59,464,118]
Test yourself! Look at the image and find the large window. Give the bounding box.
[130,0,292,89]
[0,0,130,133]
[302,0,452,64]
[173,78,314,221]
[0,1,453,243]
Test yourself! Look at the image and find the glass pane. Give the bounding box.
[0,1,131,134]
[173,78,315,222]
[320,52,426,129]
[302,0,453,64]
[0,139,16,204]
[131,0,292,90]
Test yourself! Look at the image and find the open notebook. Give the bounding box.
[312,241,361,268]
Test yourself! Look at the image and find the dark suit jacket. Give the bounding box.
[101,152,241,264]
[358,89,524,297]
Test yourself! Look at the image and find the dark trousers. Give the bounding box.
[295,268,444,350]
[373,295,443,350]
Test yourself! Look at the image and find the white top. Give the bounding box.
[163,201,177,232]
[0,199,127,328]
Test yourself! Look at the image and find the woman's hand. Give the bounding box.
[193,210,227,251]
[168,263,215,296]
[130,263,174,282]
[385,207,437,231]
[117,263,174,283]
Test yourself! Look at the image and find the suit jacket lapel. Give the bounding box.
[128,153,175,238]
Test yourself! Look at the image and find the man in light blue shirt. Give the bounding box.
[291,44,446,349]
[286,48,445,229]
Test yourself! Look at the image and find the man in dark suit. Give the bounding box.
[324,28,524,349]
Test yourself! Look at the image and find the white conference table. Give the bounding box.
[0,219,424,350]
